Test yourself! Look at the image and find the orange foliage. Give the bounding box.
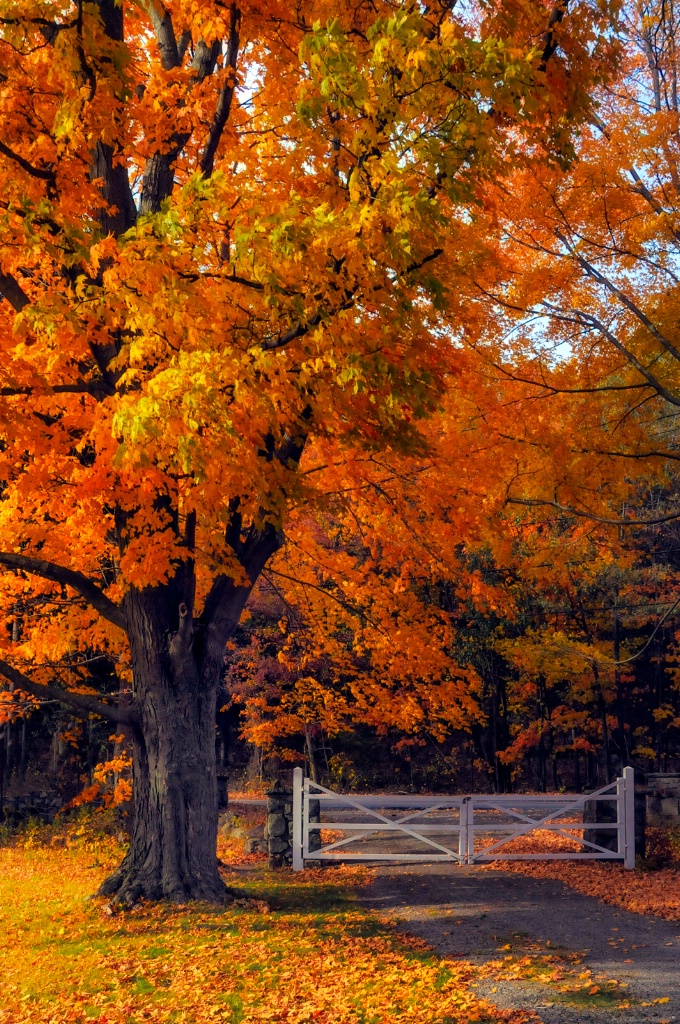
[0,0,623,899]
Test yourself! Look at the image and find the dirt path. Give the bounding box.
[362,864,680,1024]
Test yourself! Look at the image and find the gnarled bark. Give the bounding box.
[99,665,227,903]
[98,525,283,903]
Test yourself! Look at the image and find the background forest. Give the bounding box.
[3,500,680,809]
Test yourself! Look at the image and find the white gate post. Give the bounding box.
[467,798,475,865]
[458,799,468,864]
[622,765,635,869]
[292,767,303,871]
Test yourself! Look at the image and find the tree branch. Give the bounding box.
[0,269,30,311]
[143,0,181,70]
[557,305,680,408]
[0,658,137,726]
[263,290,358,351]
[90,141,137,237]
[629,167,680,247]
[540,0,568,69]
[507,496,680,526]
[139,19,220,214]
[0,553,127,631]
[555,229,680,366]
[200,5,241,178]
[0,140,55,184]
[0,380,113,398]
[199,405,311,657]
[393,247,444,280]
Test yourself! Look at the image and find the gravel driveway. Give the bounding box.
[361,864,680,1024]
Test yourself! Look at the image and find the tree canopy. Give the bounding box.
[0,0,645,899]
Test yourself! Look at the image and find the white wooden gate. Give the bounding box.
[291,766,635,870]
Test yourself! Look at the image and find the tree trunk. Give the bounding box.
[98,668,226,903]
[97,522,283,903]
[98,585,230,903]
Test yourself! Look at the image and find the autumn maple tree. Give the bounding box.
[0,0,618,902]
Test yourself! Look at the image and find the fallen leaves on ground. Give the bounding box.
[479,941,635,1011]
[483,825,680,920]
[218,832,268,866]
[0,824,537,1024]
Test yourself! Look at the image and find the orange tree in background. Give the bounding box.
[0,0,618,902]
[464,0,680,528]
[382,0,680,790]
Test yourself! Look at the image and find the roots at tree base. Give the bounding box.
[97,847,233,904]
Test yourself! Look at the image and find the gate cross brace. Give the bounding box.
[305,786,463,859]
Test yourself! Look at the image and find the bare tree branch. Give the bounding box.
[0,553,127,631]
[0,658,137,726]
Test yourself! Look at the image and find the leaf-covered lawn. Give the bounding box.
[0,825,534,1024]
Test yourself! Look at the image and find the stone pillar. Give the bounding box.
[265,784,321,868]
[646,773,680,822]
[583,795,619,853]
[265,785,294,868]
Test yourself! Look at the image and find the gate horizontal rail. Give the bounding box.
[292,766,635,871]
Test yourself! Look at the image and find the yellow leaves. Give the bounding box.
[348,168,363,204]
[0,0,644,799]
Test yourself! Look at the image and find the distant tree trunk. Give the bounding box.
[19,718,27,779]
[572,730,582,792]
[305,726,319,783]
[613,610,629,772]
[537,677,547,793]
[5,718,13,778]
[594,663,611,785]
[0,725,5,821]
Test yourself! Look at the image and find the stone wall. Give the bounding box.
[264,788,293,868]
[1,791,62,824]
[647,773,680,822]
